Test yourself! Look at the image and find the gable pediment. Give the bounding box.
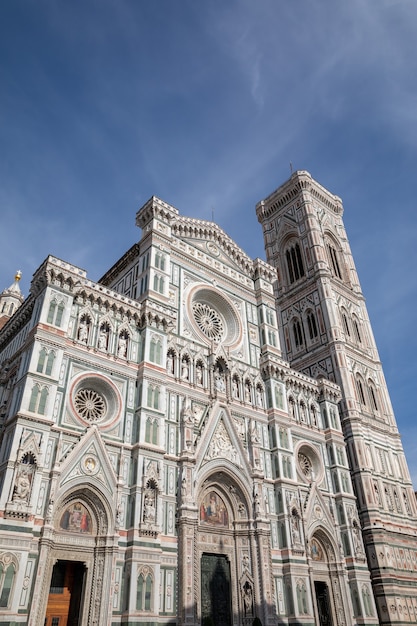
[56,426,118,500]
[171,217,254,276]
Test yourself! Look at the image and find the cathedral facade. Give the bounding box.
[0,171,416,626]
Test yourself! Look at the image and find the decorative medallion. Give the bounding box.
[83,456,98,474]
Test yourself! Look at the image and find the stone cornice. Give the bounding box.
[99,242,140,286]
[256,170,343,222]
[135,196,179,230]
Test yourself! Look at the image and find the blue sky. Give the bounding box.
[1,1,417,482]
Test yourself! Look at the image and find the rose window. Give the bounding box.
[74,388,106,421]
[192,302,224,342]
[298,452,313,478]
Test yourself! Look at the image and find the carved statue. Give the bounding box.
[13,468,31,502]
[118,335,127,357]
[98,328,108,350]
[78,319,88,343]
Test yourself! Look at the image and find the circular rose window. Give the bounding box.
[188,286,242,348]
[74,388,106,421]
[192,302,224,342]
[296,443,324,484]
[69,373,122,430]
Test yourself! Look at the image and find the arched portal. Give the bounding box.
[29,487,117,626]
[178,468,264,626]
[308,530,343,626]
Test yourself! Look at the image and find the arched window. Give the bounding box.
[29,385,48,415]
[327,243,342,279]
[147,385,160,410]
[341,310,351,338]
[306,310,318,340]
[155,252,166,271]
[136,572,153,611]
[153,274,164,294]
[36,348,47,373]
[0,561,15,608]
[351,587,362,617]
[296,581,308,614]
[362,586,373,617]
[352,316,362,343]
[37,348,55,375]
[145,417,158,445]
[368,380,379,412]
[292,319,303,348]
[149,337,162,364]
[285,242,305,284]
[47,299,65,327]
[356,376,366,406]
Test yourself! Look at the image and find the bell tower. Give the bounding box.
[256,170,417,625]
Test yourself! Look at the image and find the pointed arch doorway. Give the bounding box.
[44,560,86,626]
[309,533,340,626]
[201,553,232,626]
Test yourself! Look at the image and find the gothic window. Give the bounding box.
[29,384,48,415]
[282,456,292,479]
[362,586,373,617]
[292,319,304,348]
[268,330,277,346]
[155,252,166,271]
[328,244,342,279]
[47,299,65,327]
[336,446,345,466]
[147,385,160,410]
[342,532,352,557]
[368,380,379,412]
[0,561,15,608]
[266,308,275,326]
[306,310,318,340]
[329,407,339,429]
[153,274,164,294]
[285,242,305,284]
[356,376,366,406]
[296,581,308,614]
[352,316,362,343]
[341,472,350,492]
[327,444,335,465]
[337,503,346,525]
[140,274,148,295]
[141,252,149,272]
[341,310,351,338]
[279,428,289,449]
[351,587,362,617]
[332,470,340,493]
[37,348,55,376]
[136,571,153,611]
[149,337,162,364]
[145,417,158,445]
